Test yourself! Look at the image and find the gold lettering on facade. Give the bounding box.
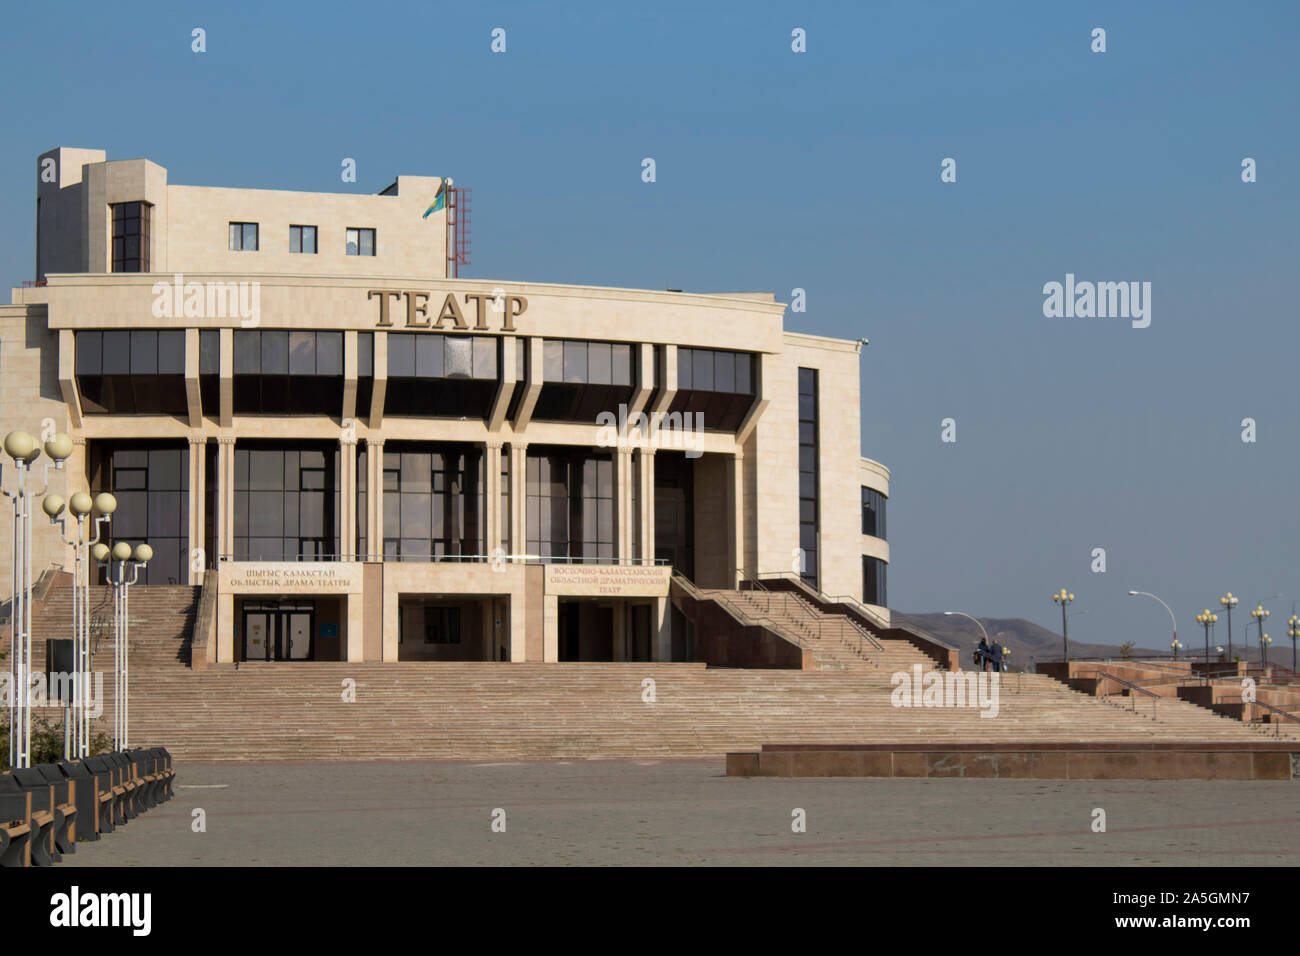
[434,293,469,330]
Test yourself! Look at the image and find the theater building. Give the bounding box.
[0,147,890,664]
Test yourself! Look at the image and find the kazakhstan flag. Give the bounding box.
[423,183,448,219]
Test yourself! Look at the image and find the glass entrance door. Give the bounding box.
[242,603,315,661]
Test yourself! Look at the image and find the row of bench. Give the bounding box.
[0,749,175,866]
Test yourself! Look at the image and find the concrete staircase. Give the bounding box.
[696,587,925,672]
[10,582,1294,762]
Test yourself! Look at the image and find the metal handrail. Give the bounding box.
[1076,668,1160,719]
[217,553,673,565]
[741,569,885,653]
[1242,697,1300,738]
[671,573,871,665]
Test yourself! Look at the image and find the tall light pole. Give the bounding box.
[46,489,114,759]
[1052,588,1074,661]
[1250,605,1269,666]
[944,611,990,670]
[1170,638,1182,660]
[1219,593,1238,662]
[3,429,72,768]
[1128,590,1177,664]
[100,541,150,750]
[1259,632,1272,668]
[1194,610,1217,668]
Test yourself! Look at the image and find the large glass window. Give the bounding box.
[88,443,188,585]
[384,334,499,419]
[533,340,635,423]
[111,202,151,272]
[861,487,887,539]
[233,444,340,561]
[232,330,345,415]
[798,368,819,589]
[76,329,186,415]
[380,444,483,560]
[525,449,613,563]
[669,347,756,431]
[863,556,888,607]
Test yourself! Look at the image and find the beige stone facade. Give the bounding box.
[3,148,889,663]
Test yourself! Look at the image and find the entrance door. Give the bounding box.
[242,604,315,661]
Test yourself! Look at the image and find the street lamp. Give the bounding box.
[945,611,991,671]
[1127,590,1178,667]
[1194,610,1217,668]
[1250,605,1269,665]
[1219,593,1238,661]
[47,489,114,759]
[3,429,72,768]
[99,540,150,750]
[1052,588,1074,661]
[1259,632,1272,668]
[1170,638,1182,660]
[1288,615,1300,672]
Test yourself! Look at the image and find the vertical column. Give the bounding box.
[188,434,207,583]
[340,436,357,561]
[485,440,503,559]
[639,449,656,566]
[217,437,236,561]
[509,442,528,561]
[730,450,744,588]
[654,597,672,661]
[615,447,633,565]
[366,437,385,558]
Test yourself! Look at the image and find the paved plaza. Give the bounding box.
[62,760,1300,866]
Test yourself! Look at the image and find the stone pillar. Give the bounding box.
[366,437,384,558]
[340,436,357,561]
[543,592,559,662]
[639,449,656,566]
[188,434,207,584]
[616,447,634,565]
[509,442,528,561]
[485,440,503,560]
[730,450,744,587]
[216,437,236,560]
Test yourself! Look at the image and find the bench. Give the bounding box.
[0,774,56,865]
[84,755,133,827]
[56,760,108,841]
[0,789,34,867]
[19,766,78,855]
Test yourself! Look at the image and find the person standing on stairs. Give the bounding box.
[976,637,990,672]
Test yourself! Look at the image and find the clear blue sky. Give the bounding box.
[2,1,1297,649]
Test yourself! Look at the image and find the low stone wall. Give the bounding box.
[726,743,1298,780]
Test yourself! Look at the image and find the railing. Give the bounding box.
[671,573,863,665]
[741,569,885,655]
[1243,698,1300,738]
[217,553,672,565]
[1076,669,1160,720]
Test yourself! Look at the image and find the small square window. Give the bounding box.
[290,225,317,254]
[229,222,259,251]
[346,227,376,256]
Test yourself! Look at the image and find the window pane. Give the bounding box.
[588,343,611,385]
[158,330,185,375]
[472,337,497,379]
[416,335,443,377]
[543,340,563,381]
[346,229,358,255]
[233,331,259,374]
[102,331,130,375]
[261,330,289,374]
[303,226,317,254]
[714,351,735,392]
[388,333,415,377]
[289,331,316,375]
[563,341,587,383]
[612,345,631,386]
[228,223,240,250]
[243,223,259,250]
[148,449,182,490]
[76,332,103,375]
[445,337,472,378]
[316,332,342,376]
[693,349,714,391]
[677,348,693,389]
[129,330,157,374]
[359,229,374,256]
[357,332,373,376]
